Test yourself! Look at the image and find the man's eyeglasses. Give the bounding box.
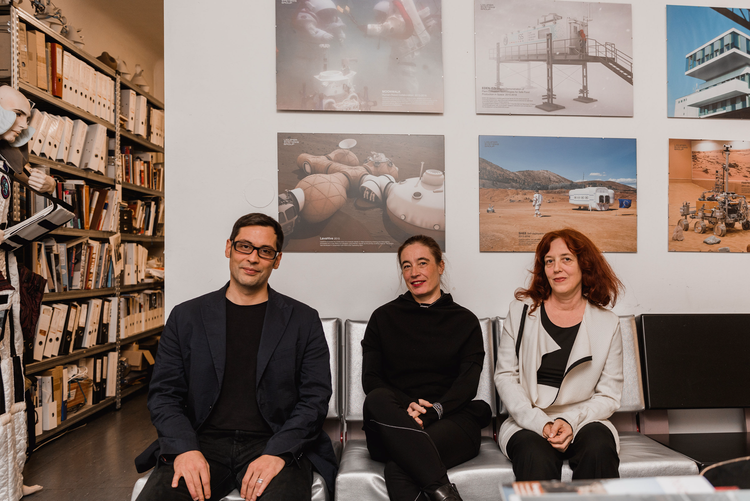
[232,240,279,260]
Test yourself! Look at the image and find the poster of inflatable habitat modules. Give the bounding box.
[275,0,444,113]
[479,136,637,253]
[667,6,750,119]
[278,133,445,252]
[474,0,633,116]
[668,139,750,253]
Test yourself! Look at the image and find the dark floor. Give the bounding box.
[23,389,156,501]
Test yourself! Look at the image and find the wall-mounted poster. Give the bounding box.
[276,0,444,113]
[474,0,633,116]
[668,6,750,119]
[479,136,637,253]
[668,139,750,252]
[278,133,445,252]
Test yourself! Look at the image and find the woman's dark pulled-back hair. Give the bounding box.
[515,228,623,313]
[229,213,284,251]
[397,235,443,266]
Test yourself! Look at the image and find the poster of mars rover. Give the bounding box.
[474,0,633,116]
[276,0,444,113]
[277,133,445,252]
[668,139,750,253]
[479,136,637,252]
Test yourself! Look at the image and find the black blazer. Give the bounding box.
[135,284,337,493]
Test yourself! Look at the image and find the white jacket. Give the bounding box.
[494,299,623,457]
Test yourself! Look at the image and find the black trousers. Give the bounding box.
[363,388,484,501]
[506,422,620,481]
[136,429,313,501]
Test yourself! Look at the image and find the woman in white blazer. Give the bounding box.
[494,228,624,481]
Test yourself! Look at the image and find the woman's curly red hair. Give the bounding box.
[515,228,623,313]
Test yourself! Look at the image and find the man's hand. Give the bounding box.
[407,399,432,428]
[28,168,55,194]
[172,450,211,501]
[240,454,285,501]
[545,419,574,452]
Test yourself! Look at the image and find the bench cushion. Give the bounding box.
[334,437,510,501]
[131,470,329,501]
[334,432,698,500]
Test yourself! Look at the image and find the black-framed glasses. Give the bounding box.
[232,240,279,260]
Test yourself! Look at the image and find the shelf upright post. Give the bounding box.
[8,6,21,224]
[115,72,123,410]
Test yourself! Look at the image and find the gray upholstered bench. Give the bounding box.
[130,318,342,501]
[335,318,511,500]
[493,315,699,481]
[334,315,698,501]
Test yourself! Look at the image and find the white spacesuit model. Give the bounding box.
[278,147,399,237]
[0,85,55,501]
[532,190,543,217]
[294,0,346,44]
[366,0,435,94]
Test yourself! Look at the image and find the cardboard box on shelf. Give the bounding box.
[122,343,155,371]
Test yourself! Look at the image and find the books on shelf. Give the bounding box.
[28,109,111,174]
[30,296,118,362]
[120,147,164,191]
[20,21,116,124]
[48,180,119,232]
[120,289,164,339]
[32,237,115,293]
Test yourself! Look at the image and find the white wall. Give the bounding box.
[164,0,750,431]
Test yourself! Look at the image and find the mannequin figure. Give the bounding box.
[0,85,55,501]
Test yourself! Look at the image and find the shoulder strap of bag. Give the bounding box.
[515,303,529,358]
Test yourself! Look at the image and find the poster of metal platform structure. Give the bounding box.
[276,0,444,113]
[475,0,633,116]
[668,6,750,119]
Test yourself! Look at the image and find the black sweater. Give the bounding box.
[362,292,490,428]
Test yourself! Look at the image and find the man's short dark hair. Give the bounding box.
[229,213,284,251]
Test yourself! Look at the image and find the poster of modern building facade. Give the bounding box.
[669,139,750,253]
[276,0,444,113]
[479,136,637,253]
[474,0,633,116]
[277,133,445,252]
[668,6,750,119]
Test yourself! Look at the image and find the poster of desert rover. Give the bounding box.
[479,136,637,252]
[278,133,445,252]
[668,139,750,253]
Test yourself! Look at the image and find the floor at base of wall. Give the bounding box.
[23,389,155,501]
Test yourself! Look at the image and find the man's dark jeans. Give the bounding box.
[137,429,312,500]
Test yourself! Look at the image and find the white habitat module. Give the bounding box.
[314,70,357,97]
[569,187,615,211]
[386,169,445,240]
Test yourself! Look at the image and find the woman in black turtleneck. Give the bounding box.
[361,235,491,501]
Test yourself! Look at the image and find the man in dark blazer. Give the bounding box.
[135,213,337,501]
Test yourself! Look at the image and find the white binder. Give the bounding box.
[55,116,74,164]
[67,120,88,167]
[80,123,107,173]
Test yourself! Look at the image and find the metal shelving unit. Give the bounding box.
[5,4,166,440]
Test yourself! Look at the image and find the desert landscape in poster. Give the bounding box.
[479,136,637,252]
